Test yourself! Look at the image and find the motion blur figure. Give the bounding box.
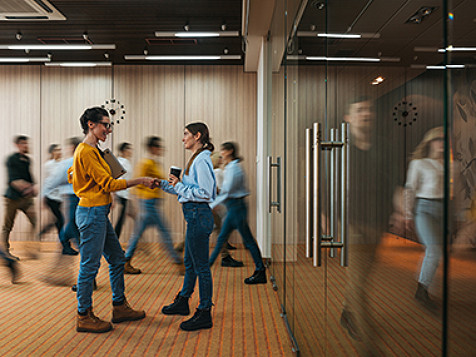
[1,135,37,261]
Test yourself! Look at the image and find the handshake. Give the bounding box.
[139,177,161,189]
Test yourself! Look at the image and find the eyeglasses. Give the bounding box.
[98,121,113,130]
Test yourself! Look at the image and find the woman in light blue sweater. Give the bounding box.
[160,122,216,331]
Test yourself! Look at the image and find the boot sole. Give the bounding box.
[77,325,113,333]
[179,322,213,331]
[112,313,146,323]
[162,310,190,316]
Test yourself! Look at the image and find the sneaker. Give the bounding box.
[7,259,19,284]
[162,293,190,315]
[244,269,267,285]
[62,245,79,256]
[221,255,244,268]
[415,282,438,311]
[180,308,213,331]
[77,308,113,333]
[124,259,141,274]
[112,299,146,323]
[340,309,362,341]
[5,251,20,261]
[226,242,237,250]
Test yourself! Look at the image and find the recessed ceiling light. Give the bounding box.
[371,76,385,85]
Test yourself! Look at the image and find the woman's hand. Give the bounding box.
[168,174,179,187]
[141,177,157,189]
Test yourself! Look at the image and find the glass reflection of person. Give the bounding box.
[340,97,391,350]
[403,127,444,311]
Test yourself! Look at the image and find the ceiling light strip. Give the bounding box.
[124,55,241,61]
[438,46,476,52]
[0,57,50,62]
[155,31,239,38]
[45,62,112,67]
[0,44,116,50]
[297,31,380,39]
[306,56,381,62]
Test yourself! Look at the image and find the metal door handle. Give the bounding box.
[307,122,349,267]
[268,156,282,213]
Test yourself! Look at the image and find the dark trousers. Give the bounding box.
[1,197,36,250]
[39,197,64,237]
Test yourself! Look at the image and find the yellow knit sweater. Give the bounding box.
[69,143,127,207]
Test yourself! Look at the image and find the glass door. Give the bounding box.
[269,0,453,356]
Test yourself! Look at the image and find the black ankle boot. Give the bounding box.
[221,255,244,267]
[180,308,213,331]
[244,269,267,285]
[162,293,190,315]
[415,282,437,311]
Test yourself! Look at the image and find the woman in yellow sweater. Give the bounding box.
[71,107,157,333]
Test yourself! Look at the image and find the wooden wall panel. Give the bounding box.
[112,65,185,244]
[185,66,257,243]
[0,66,41,241]
[0,65,257,247]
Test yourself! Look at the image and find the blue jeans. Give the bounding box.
[76,204,126,313]
[180,202,214,309]
[209,198,264,271]
[59,194,80,245]
[125,198,180,263]
[415,198,443,287]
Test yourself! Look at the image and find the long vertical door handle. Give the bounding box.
[276,157,282,213]
[268,156,282,213]
[268,156,273,213]
[312,123,321,267]
[341,123,349,267]
[305,128,313,258]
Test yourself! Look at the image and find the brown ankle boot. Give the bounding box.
[112,299,146,323]
[77,308,113,333]
[124,258,141,274]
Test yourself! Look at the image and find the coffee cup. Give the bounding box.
[170,166,182,179]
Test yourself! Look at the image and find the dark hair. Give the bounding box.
[185,122,214,152]
[118,142,132,153]
[221,142,242,161]
[14,135,28,144]
[146,136,162,149]
[67,137,82,150]
[184,122,214,175]
[48,144,59,154]
[345,96,371,115]
[79,107,109,135]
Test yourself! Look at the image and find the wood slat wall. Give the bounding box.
[0,65,257,245]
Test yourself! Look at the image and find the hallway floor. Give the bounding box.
[0,242,293,356]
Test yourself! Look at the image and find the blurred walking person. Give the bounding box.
[124,137,182,274]
[1,135,37,260]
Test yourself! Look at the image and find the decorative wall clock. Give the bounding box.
[393,101,418,127]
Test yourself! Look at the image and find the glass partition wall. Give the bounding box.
[268,0,476,355]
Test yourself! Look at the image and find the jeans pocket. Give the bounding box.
[198,209,214,235]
